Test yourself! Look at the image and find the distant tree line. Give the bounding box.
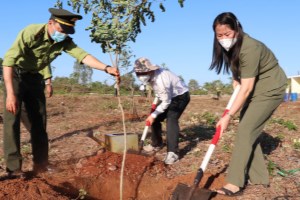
[188,79,233,96]
[0,57,232,96]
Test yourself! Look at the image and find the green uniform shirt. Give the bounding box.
[39,66,52,80]
[2,24,89,73]
[236,33,287,96]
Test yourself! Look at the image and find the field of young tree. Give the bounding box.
[0,92,299,200]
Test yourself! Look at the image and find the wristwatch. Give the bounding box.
[104,65,111,73]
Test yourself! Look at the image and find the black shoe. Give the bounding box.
[33,163,60,175]
[33,163,49,174]
[5,169,26,179]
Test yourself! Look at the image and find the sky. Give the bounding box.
[1,0,300,86]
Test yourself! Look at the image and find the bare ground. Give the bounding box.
[0,94,299,200]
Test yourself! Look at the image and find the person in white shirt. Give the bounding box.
[134,57,190,165]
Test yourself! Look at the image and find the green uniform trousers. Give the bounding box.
[226,85,286,187]
[3,69,49,171]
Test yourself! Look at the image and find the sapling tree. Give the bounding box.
[55,0,184,71]
[53,2,185,199]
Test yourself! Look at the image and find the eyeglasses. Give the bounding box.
[136,72,151,76]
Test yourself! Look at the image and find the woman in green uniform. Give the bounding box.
[209,12,287,196]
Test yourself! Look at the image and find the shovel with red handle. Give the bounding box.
[138,96,159,154]
[170,85,240,200]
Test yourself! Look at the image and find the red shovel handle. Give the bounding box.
[151,104,157,113]
[211,109,230,145]
[145,120,151,126]
[211,126,221,145]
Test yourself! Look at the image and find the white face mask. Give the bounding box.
[138,75,151,84]
[218,38,237,51]
[139,84,146,91]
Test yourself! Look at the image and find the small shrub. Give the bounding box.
[222,144,231,153]
[73,188,87,200]
[193,150,202,157]
[275,133,285,141]
[21,144,31,155]
[269,118,298,131]
[267,159,277,176]
[100,101,119,110]
[293,140,300,150]
[201,112,218,126]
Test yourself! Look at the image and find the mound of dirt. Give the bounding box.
[0,178,69,200]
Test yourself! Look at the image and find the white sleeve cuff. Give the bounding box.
[151,111,159,118]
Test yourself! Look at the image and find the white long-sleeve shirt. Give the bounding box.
[150,68,189,118]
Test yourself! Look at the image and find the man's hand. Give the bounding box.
[45,84,53,98]
[107,67,120,76]
[6,94,18,115]
[3,66,18,115]
[107,67,121,84]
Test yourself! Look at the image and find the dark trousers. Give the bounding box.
[151,92,190,153]
[3,70,48,171]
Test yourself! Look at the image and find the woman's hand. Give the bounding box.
[146,115,155,125]
[216,114,231,137]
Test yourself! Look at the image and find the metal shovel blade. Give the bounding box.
[170,183,212,200]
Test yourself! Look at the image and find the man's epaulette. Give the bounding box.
[34,26,45,40]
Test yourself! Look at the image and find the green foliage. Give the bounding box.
[55,0,184,70]
[221,144,231,153]
[89,81,113,94]
[201,111,217,126]
[188,79,199,92]
[188,112,217,127]
[21,144,32,155]
[70,61,93,85]
[53,76,90,94]
[267,159,277,176]
[269,118,298,131]
[0,157,4,165]
[0,82,3,94]
[73,188,87,200]
[293,140,300,150]
[192,150,202,157]
[202,80,233,95]
[52,76,139,95]
[99,98,131,110]
[191,89,208,95]
[275,133,285,141]
[67,0,156,53]
[178,0,185,7]
[100,101,119,110]
[120,73,138,91]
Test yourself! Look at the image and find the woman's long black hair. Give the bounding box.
[209,12,244,80]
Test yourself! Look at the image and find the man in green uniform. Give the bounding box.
[2,8,120,178]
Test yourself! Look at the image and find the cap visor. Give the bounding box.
[60,23,75,34]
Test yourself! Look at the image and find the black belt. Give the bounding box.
[14,67,39,75]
